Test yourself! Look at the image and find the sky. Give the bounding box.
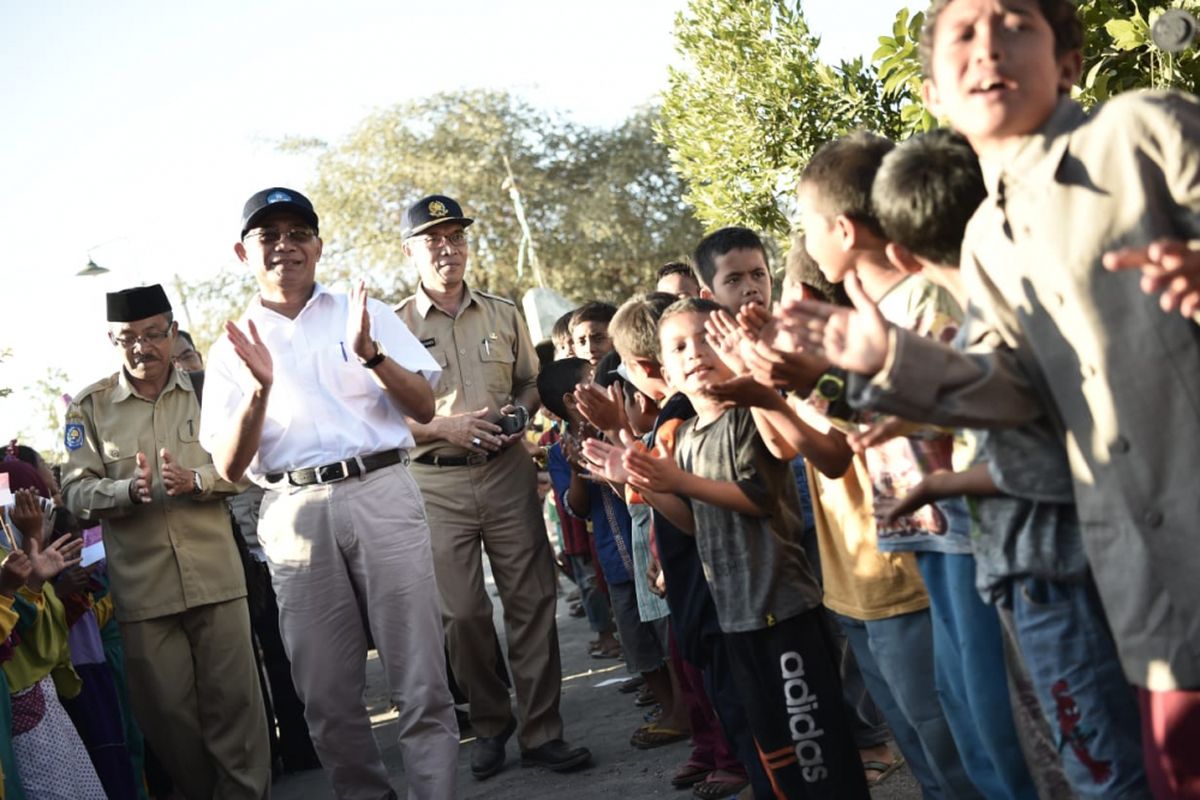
[0,0,913,454]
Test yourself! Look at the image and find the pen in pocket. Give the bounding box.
[340,341,348,361]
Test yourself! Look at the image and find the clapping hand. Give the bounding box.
[704,309,750,376]
[622,436,682,494]
[574,382,627,435]
[225,319,273,391]
[347,279,377,361]
[159,449,195,497]
[129,452,152,504]
[776,271,891,377]
[581,437,632,484]
[10,489,49,542]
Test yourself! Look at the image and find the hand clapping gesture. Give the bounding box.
[0,550,32,597]
[160,448,197,497]
[347,279,378,361]
[225,319,273,391]
[776,271,892,377]
[10,490,83,585]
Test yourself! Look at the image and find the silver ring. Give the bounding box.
[471,437,481,447]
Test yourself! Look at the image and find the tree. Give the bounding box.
[21,366,70,463]
[875,1,1200,139]
[185,91,703,349]
[657,0,904,237]
[661,0,1200,235]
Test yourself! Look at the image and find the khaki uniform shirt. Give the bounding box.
[851,92,1200,690]
[396,283,538,460]
[61,368,246,623]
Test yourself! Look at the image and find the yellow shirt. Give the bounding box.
[61,368,246,623]
[807,458,929,621]
[396,283,538,460]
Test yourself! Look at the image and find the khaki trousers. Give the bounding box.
[120,598,270,800]
[259,462,459,800]
[412,443,563,749]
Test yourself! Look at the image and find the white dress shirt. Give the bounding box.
[200,284,441,484]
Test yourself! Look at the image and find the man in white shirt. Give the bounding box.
[200,187,459,800]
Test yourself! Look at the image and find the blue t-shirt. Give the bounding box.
[547,441,633,585]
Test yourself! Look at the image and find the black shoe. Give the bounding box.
[520,739,592,772]
[470,717,516,780]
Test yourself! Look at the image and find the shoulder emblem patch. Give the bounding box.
[65,422,85,451]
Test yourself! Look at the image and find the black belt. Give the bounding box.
[413,450,499,468]
[266,449,408,486]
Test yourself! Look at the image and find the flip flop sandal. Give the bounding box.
[634,686,658,707]
[691,771,749,800]
[590,644,623,659]
[672,761,714,788]
[862,756,905,786]
[617,676,645,694]
[630,723,689,750]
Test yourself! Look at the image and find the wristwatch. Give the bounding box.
[192,470,203,495]
[361,340,386,369]
[815,370,846,403]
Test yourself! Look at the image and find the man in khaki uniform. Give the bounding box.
[396,195,590,780]
[62,284,270,800]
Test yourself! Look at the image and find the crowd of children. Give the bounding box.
[535,2,1199,798]
[4,0,1199,798]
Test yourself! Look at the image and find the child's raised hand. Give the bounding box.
[777,271,891,376]
[704,310,748,376]
[1103,239,1200,317]
[0,551,32,597]
[581,438,632,484]
[736,302,773,340]
[622,441,682,494]
[28,533,83,584]
[706,374,780,409]
[9,489,46,543]
[574,382,626,434]
[743,339,830,394]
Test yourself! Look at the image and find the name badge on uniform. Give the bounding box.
[420,337,437,348]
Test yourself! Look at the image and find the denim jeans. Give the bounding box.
[568,554,611,635]
[836,609,982,800]
[1003,576,1151,799]
[916,551,1039,800]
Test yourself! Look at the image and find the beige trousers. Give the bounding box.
[120,598,271,800]
[259,462,459,800]
[412,443,564,750]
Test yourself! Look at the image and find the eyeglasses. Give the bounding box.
[172,350,203,369]
[244,226,317,245]
[113,330,171,349]
[414,232,468,249]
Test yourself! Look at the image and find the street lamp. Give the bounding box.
[77,257,110,277]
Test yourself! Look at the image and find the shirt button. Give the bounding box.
[1143,510,1164,528]
[459,348,466,355]
[465,381,472,387]
[1112,436,1130,454]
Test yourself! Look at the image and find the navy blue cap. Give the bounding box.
[401,195,474,239]
[241,187,319,237]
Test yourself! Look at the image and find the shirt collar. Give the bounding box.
[980,96,1085,198]
[414,282,477,319]
[247,282,331,321]
[114,364,193,403]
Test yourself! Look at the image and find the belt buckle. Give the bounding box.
[314,461,350,484]
[466,452,488,467]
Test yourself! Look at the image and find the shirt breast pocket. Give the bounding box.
[99,437,139,479]
[315,343,378,400]
[479,338,515,395]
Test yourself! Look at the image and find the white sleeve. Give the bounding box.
[199,334,248,454]
[369,299,442,389]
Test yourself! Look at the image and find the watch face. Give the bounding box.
[817,376,840,401]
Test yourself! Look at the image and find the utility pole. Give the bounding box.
[501,154,546,288]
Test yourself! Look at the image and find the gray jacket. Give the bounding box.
[851,92,1200,690]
